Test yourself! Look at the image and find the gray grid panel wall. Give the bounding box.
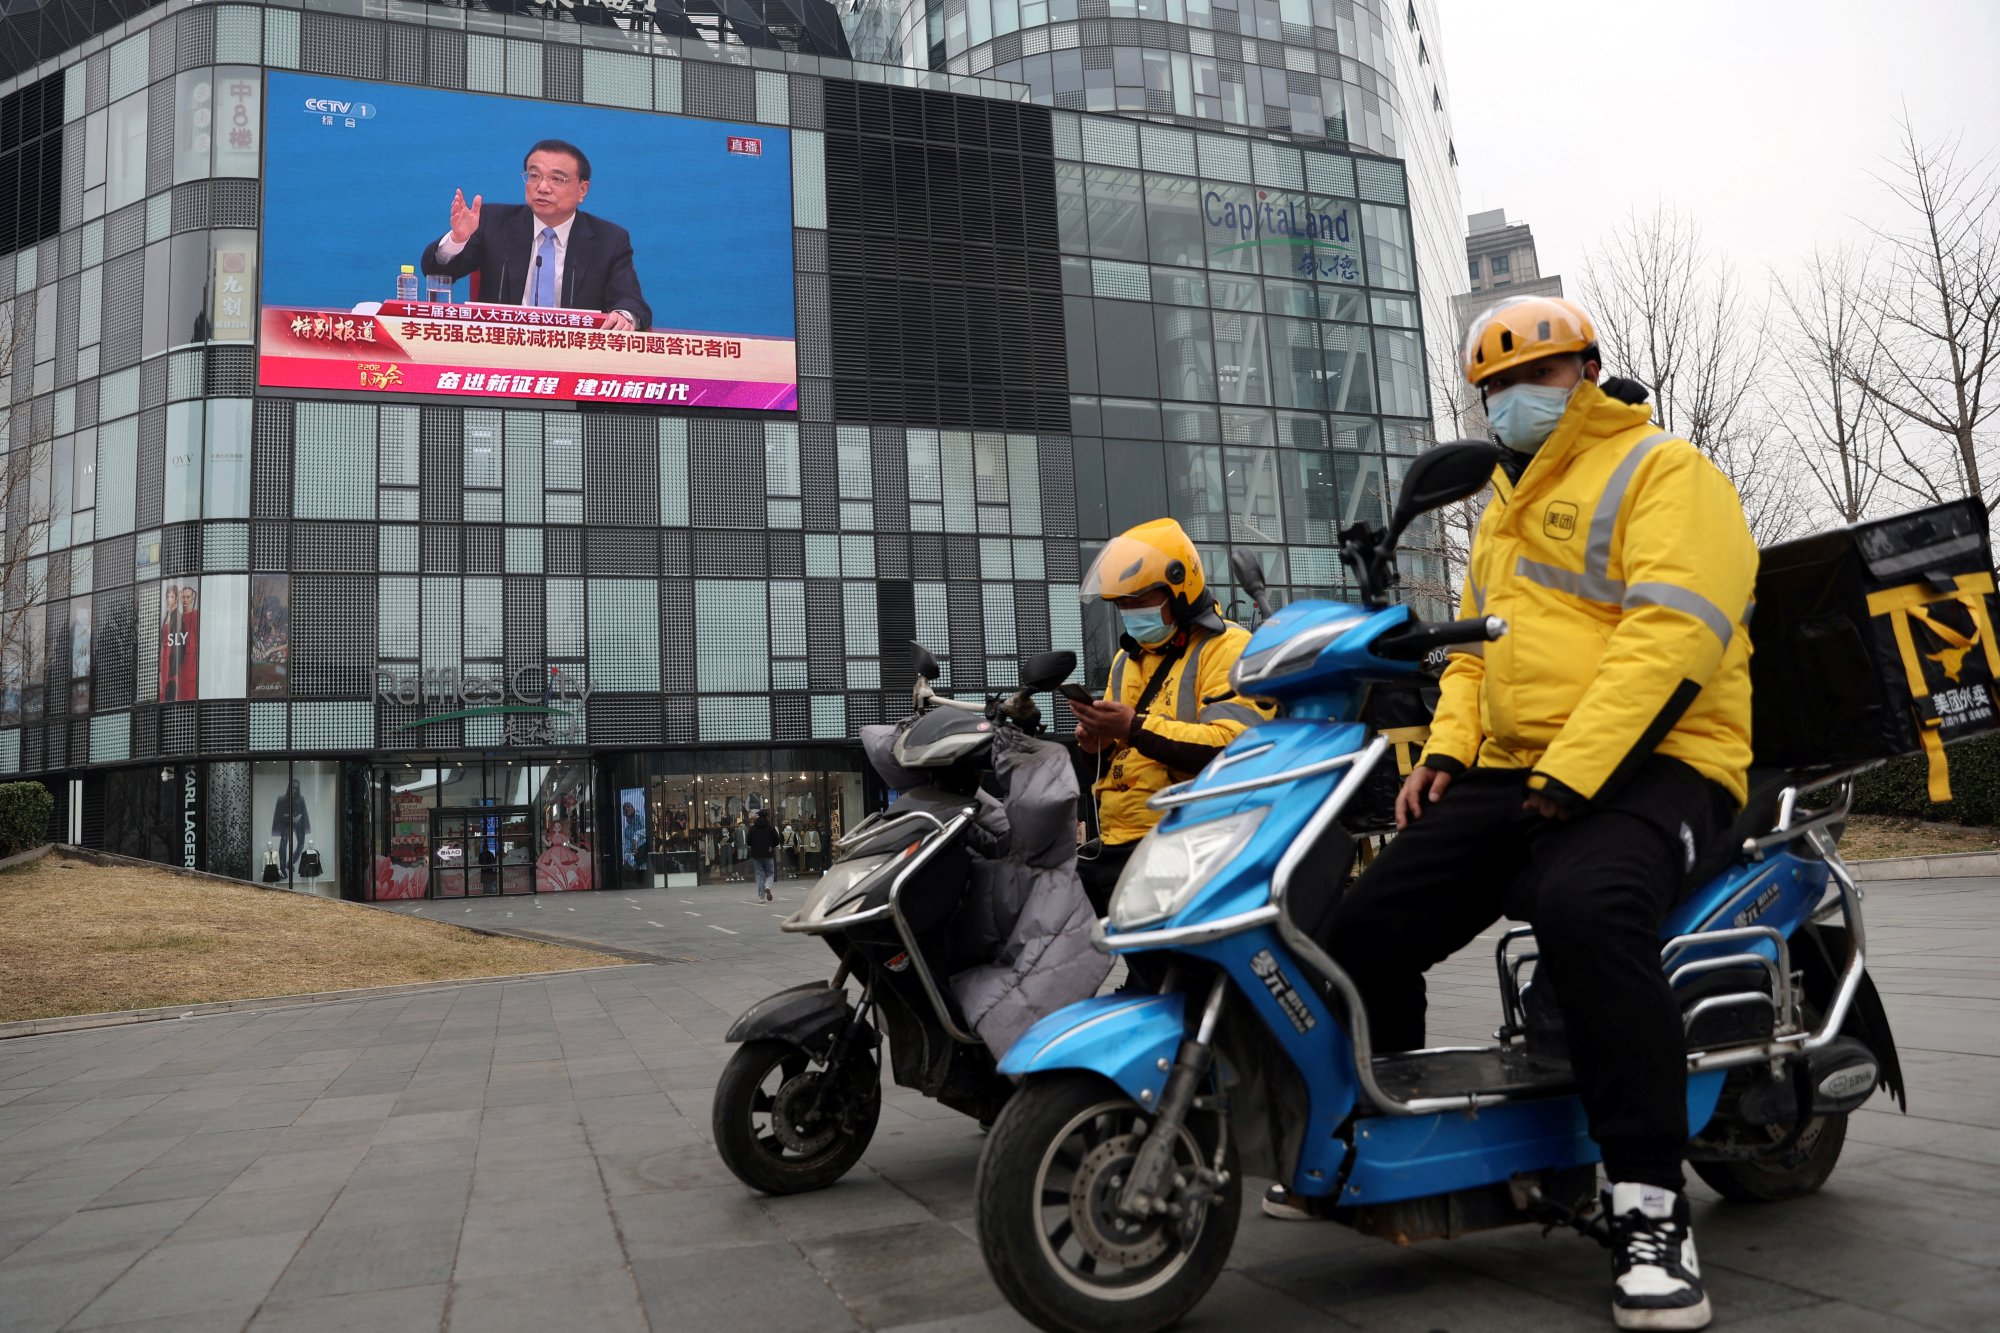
[0,5,1095,774]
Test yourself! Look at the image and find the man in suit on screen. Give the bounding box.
[421,139,653,331]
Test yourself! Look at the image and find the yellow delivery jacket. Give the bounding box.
[1420,382,1758,808]
[1095,615,1273,844]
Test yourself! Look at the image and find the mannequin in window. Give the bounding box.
[271,778,310,877]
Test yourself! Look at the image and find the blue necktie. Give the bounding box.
[532,226,556,307]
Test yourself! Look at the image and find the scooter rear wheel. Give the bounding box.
[1690,1109,1847,1203]
[976,1072,1239,1333]
[713,1038,880,1195]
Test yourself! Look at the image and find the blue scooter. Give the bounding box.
[973,441,1906,1333]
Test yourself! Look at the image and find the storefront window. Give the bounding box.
[367,760,597,901]
[251,759,341,898]
[613,748,869,889]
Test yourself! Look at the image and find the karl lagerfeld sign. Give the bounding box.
[374,665,594,708]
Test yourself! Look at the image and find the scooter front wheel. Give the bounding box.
[712,1038,880,1195]
[976,1073,1239,1333]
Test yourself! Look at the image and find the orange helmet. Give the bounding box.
[1461,295,1598,386]
[1081,518,1207,607]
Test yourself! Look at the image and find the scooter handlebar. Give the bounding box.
[1370,615,1507,661]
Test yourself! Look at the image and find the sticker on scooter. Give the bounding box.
[1249,949,1317,1033]
[1732,882,1782,929]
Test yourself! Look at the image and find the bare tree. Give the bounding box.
[1849,115,2000,512]
[1397,335,1488,616]
[1769,247,1888,525]
[0,303,57,717]
[1582,205,1805,542]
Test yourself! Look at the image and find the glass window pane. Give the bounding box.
[105,93,147,213]
[1360,202,1415,291]
[1224,447,1284,544]
[1166,444,1226,541]
[1213,311,1271,405]
[165,402,204,524]
[1321,323,1376,413]
[1280,449,1340,546]
[1144,175,1204,268]
[204,400,252,518]
[1374,327,1427,418]
[1084,167,1148,262]
[1155,307,1215,403]
[1267,315,1322,410]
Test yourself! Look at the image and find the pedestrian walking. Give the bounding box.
[747,811,781,902]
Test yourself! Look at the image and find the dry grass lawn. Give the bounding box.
[0,851,618,1022]
[1841,814,2000,861]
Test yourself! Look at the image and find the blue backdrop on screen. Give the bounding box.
[261,72,795,339]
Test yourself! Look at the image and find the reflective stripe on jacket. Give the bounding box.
[1419,381,1757,808]
[1094,620,1272,843]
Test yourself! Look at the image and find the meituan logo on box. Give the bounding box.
[303,97,375,118]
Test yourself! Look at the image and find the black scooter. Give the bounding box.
[711,645,1086,1194]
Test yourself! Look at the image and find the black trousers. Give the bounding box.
[1324,757,1731,1191]
[1077,839,1136,919]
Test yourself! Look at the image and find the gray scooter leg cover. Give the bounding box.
[951,730,1112,1058]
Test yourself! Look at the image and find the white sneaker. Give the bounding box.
[1607,1183,1712,1330]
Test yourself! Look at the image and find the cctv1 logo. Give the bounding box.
[303,97,376,126]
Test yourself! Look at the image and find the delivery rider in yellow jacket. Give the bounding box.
[1274,297,1755,1333]
[1067,519,1274,918]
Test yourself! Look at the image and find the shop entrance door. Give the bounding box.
[431,806,535,898]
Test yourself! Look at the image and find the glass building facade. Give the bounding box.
[0,0,1454,902]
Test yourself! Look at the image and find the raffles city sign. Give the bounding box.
[376,666,592,744]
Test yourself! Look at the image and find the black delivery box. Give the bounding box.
[1749,499,1999,797]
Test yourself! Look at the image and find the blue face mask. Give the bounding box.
[1487,382,1574,452]
[1120,604,1175,647]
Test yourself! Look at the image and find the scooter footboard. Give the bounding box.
[998,993,1188,1106]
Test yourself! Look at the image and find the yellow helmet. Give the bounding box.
[1462,295,1598,386]
[1081,518,1208,607]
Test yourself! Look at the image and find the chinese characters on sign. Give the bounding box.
[727,136,764,156]
[1297,248,1361,283]
[210,248,255,341]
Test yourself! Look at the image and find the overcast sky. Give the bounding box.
[1441,0,2000,303]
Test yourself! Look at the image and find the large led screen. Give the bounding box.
[259,73,797,411]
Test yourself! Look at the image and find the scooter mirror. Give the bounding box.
[910,640,942,681]
[1387,440,1505,545]
[1228,548,1273,620]
[1020,650,1078,691]
[1228,548,1266,599]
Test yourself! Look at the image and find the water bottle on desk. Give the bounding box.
[396,264,419,302]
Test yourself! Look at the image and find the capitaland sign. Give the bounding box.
[1204,190,1352,247]
[375,665,594,709]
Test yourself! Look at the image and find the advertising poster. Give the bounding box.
[619,788,647,871]
[252,760,341,897]
[210,245,256,343]
[249,574,289,697]
[159,579,200,703]
[259,73,797,411]
[69,596,91,715]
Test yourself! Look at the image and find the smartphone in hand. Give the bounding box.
[1057,682,1096,706]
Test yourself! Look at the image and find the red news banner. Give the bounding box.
[259,301,798,411]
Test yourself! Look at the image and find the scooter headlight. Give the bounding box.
[1107,809,1266,930]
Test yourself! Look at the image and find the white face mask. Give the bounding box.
[1486,381,1575,452]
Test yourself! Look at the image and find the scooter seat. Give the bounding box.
[1690,767,1794,886]
[1368,1046,1574,1104]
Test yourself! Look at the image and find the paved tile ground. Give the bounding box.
[2,870,1995,1332]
